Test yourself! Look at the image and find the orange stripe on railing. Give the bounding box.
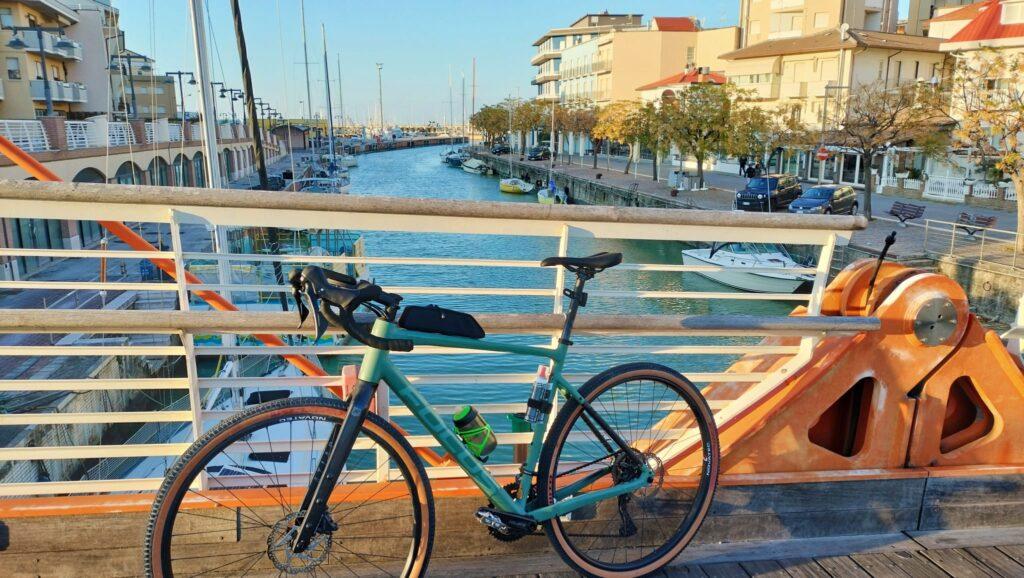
[0,135,449,466]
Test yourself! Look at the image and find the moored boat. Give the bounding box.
[499,178,535,194]
[293,176,350,194]
[681,242,813,294]
[461,158,488,175]
[537,188,566,205]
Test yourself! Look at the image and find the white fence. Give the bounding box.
[167,123,182,142]
[64,121,94,150]
[107,122,137,147]
[190,124,202,141]
[144,122,155,144]
[0,119,50,152]
[0,181,868,496]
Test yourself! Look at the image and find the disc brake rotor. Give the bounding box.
[267,512,332,574]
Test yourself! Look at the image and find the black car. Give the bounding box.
[527,146,551,161]
[491,143,511,155]
[735,174,803,212]
[789,184,858,215]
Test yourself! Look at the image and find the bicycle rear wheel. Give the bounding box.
[538,363,719,577]
[145,397,434,577]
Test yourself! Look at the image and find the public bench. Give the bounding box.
[887,201,926,226]
[956,211,998,238]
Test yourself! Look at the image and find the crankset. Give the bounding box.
[478,480,540,542]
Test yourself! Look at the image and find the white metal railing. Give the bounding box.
[0,181,868,497]
[108,122,137,147]
[0,119,50,152]
[190,124,201,140]
[168,123,183,142]
[65,120,94,150]
[923,218,1023,268]
[144,122,155,143]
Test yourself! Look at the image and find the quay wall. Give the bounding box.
[352,136,467,155]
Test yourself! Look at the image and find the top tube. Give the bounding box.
[379,320,564,361]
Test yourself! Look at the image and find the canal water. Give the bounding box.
[330,145,794,431]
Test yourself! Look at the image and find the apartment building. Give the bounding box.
[531,12,643,102]
[0,1,87,119]
[907,0,984,35]
[110,50,179,120]
[558,17,739,105]
[738,0,900,47]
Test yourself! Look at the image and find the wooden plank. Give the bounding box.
[664,565,708,577]
[700,562,750,578]
[965,547,1024,577]
[882,551,946,578]
[775,558,830,578]
[739,559,789,577]
[910,527,1024,550]
[814,556,871,577]
[849,553,910,578]
[995,544,1024,564]
[920,548,998,577]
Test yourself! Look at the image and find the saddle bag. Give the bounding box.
[398,305,485,339]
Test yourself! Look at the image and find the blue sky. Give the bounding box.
[114,0,910,124]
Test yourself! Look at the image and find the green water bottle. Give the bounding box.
[453,405,497,462]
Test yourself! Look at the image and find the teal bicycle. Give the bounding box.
[145,253,721,577]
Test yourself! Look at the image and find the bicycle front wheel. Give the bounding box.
[145,397,434,577]
[538,363,720,577]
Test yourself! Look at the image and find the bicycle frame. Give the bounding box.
[361,318,651,521]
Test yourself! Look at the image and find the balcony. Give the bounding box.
[533,72,559,85]
[29,80,87,103]
[29,80,88,103]
[770,0,804,10]
[20,30,83,61]
[780,81,808,99]
[593,60,611,74]
[530,49,559,66]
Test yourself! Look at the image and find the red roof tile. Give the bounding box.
[636,69,726,91]
[948,0,1024,43]
[651,17,699,32]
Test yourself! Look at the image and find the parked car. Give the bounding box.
[527,146,551,161]
[789,185,858,215]
[491,143,511,155]
[267,175,286,191]
[735,174,803,212]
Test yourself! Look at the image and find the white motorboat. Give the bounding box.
[293,176,350,194]
[337,154,358,168]
[461,158,488,175]
[681,242,813,294]
[500,178,535,194]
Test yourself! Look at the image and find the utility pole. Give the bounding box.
[230,0,288,311]
[299,0,312,120]
[376,63,384,136]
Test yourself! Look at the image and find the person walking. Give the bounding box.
[738,156,748,177]
[745,164,756,181]
[755,160,765,176]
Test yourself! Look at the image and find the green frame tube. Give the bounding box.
[355,318,649,522]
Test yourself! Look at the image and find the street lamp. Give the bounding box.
[109,52,154,119]
[220,87,243,124]
[4,24,76,116]
[165,70,196,121]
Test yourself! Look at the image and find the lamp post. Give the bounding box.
[4,24,76,116]
[109,53,153,119]
[220,87,243,124]
[165,70,196,121]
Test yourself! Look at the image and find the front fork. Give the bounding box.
[291,378,378,553]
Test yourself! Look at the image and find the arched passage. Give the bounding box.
[72,168,106,245]
[147,156,170,187]
[224,149,236,181]
[173,154,190,187]
[192,152,206,188]
[113,161,143,185]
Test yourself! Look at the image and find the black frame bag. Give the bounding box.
[398,305,485,339]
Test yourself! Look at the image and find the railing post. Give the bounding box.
[980,228,986,262]
[552,224,569,315]
[949,224,957,256]
[802,234,836,357]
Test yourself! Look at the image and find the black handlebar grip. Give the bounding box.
[320,302,413,352]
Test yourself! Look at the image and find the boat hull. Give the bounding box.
[681,250,810,294]
[500,178,534,194]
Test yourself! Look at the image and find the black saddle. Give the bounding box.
[540,252,622,272]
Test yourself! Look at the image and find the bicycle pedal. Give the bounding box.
[475,508,511,535]
[475,507,537,535]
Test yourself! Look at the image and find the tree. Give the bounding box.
[511,99,545,152]
[558,100,600,168]
[727,102,810,175]
[940,50,1024,249]
[471,105,509,146]
[659,84,734,189]
[827,82,941,220]
[593,100,644,175]
[638,101,668,181]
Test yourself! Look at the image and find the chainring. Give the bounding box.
[486,480,539,542]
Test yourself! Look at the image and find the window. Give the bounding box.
[27,14,37,27]
[6,57,20,80]
[686,47,695,66]
[0,8,12,28]
[1004,1,1024,24]
[34,60,42,80]
[814,12,829,28]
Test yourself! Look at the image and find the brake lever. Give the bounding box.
[300,283,330,343]
[293,288,309,327]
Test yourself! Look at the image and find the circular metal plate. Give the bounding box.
[913,297,958,346]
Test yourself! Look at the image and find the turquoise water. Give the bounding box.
[324,145,794,423]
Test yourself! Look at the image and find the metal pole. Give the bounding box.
[177,74,186,120]
[321,24,335,166]
[188,0,221,189]
[376,63,384,135]
[337,53,344,130]
[299,0,312,120]
[126,57,139,120]
[37,29,53,116]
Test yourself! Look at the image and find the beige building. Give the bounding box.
[559,19,740,105]
[531,12,644,102]
[110,50,179,121]
[907,0,983,36]
[738,0,901,47]
[0,1,86,119]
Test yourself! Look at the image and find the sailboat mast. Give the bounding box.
[300,0,312,121]
[448,65,453,149]
[471,57,476,146]
[337,53,344,131]
[321,24,335,166]
[461,73,465,145]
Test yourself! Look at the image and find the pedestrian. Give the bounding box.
[739,156,748,177]
[745,164,756,180]
[755,160,765,176]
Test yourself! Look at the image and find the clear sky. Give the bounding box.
[114,0,910,125]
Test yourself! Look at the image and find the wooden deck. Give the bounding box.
[425,528,1024,577]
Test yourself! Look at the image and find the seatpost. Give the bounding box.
[558,269,591,345]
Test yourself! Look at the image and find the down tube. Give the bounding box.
[379,359,522,515]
